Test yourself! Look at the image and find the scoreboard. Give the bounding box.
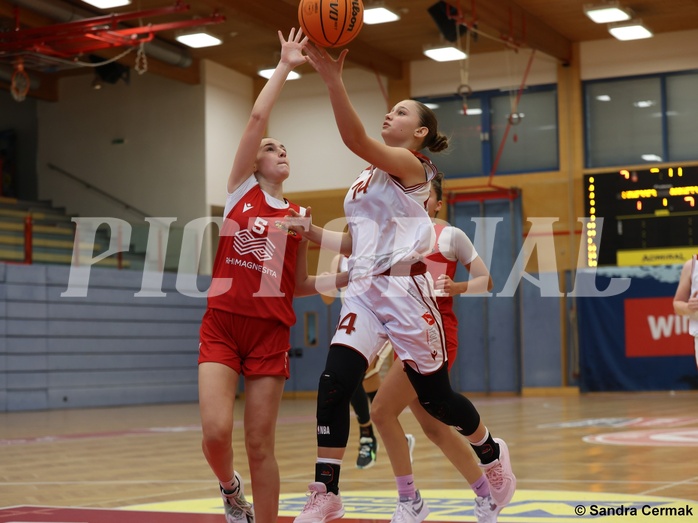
[583,166,698,266]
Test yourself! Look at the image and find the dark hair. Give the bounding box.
[414,101,449,153]
[432,171,444,201]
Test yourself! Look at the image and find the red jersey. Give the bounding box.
[208,177,303,327]
[426,223,458,327]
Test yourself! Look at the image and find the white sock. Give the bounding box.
[220,474,239,494]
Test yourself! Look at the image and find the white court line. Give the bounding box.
[639,475,698,496]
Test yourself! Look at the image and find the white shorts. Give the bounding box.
[364,340,393,379]
[331,273,447,374]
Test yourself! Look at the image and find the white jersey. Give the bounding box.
[689,255,698,337]
[344,152,437,280]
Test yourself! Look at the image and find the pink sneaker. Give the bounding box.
[293,482,345,523]
[480,438,516,506]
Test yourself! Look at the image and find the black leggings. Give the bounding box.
[404,364,481,436]
[316,344,368,448]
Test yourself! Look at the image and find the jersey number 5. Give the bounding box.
[252,217,268,234]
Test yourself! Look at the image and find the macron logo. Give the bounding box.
[243,203,253,213]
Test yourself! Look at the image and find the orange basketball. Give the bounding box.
[298,0,364,48]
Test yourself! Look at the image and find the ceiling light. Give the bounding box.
[583,2,632,24]
[633,100,655,108]
[258,68,301,80]
[423,46,466,62]
[608,20,653,41]
[641,154,662,162]
[364,7,400,25]
[175,32,223,48]
[82,0,131,8]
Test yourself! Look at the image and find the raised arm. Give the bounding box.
[227,29,307,193]
[303,43,426,186]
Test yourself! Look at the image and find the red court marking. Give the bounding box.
[0,506,221,523]
[0,506,395,523]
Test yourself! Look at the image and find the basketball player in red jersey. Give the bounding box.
[198,29,345,523]
[292,42,516,523]
[369,172,510,523]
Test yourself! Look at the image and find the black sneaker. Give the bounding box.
[356,436,378,469]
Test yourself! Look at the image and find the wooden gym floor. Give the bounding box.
[1,391,698,522]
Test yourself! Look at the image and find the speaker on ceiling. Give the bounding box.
[427,1,469,43]
[90,55,130,85]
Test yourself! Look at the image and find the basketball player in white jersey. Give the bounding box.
[330,254,412,471]
[291,43,515,523]
[198,29,346,523]
[673,255,698,368]
[369,172,511,522]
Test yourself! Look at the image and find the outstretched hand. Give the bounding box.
[277,206,313,237]
[303,41,348,83]
[279,28,309,70]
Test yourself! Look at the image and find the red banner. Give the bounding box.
[624,297,695,357]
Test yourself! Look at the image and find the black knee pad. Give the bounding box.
[316,370,352,448]
[406,364,482,435]
[317,370,346,423]
[315,345,369,448]
[418,395,481,434]
[418,396,451,422]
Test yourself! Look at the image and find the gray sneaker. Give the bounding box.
[221,471,254,523]
[390,490,429,523]
[474,494,501,523]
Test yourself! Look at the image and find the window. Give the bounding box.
[490,89,559,174]
[421,85,558,178]
[304,312,318,347]
[585,77,662,167]
[584,70,698,167]
[667,72,698,162]
[424,97,483,177]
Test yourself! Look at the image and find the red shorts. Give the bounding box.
[441,311,458,370]
[198,308,290,379]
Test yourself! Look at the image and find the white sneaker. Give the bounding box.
[405,434,416,464]
[293,482,345,523]
[480,438,516,507]
[391,490,430,523]
[474,494,501,523]
[220,471,254,523]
